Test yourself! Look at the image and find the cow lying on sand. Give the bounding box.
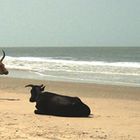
[25,84,91,117]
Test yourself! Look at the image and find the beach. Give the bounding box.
[0,77,140,140]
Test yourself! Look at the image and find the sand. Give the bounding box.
[0,77,140,140]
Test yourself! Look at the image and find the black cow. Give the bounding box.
[25,84,91,117]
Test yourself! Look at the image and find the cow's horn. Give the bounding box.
[0,50,5,62]
[25,84,34,88]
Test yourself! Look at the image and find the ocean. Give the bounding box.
[1,47,140,87]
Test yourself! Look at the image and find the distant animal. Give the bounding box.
[0,50,8,75]
[25,84,91,117]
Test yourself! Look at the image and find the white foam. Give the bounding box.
[4,56,140,76]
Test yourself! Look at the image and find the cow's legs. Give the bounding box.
[34,109,46,115]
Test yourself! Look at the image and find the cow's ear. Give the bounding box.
[41,86,45,91]
[40,84,44,87]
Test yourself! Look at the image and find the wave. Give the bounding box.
[3,56,140,86]
[4,56,140,76]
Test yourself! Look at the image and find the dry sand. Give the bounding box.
[0,77,140,140]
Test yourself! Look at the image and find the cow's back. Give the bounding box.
[36,92,91,117]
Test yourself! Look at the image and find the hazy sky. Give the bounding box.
[0,0,140,47]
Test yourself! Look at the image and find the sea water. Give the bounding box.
[1,47,140,87]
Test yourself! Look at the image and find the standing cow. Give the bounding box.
[0,50,8,75]
[25,84,91,117]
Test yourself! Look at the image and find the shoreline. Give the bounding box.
[0,76,140,139]
[5,69,140,88]
[1,76,140,100]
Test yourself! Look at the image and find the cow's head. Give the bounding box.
[0,50,8,75]
[25,84,45,102]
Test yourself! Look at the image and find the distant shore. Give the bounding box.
[0,77,140,139]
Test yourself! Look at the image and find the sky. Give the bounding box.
[0,0,140,47]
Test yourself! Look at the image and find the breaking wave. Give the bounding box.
[5,56,140,75]
[4,56,140,86]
